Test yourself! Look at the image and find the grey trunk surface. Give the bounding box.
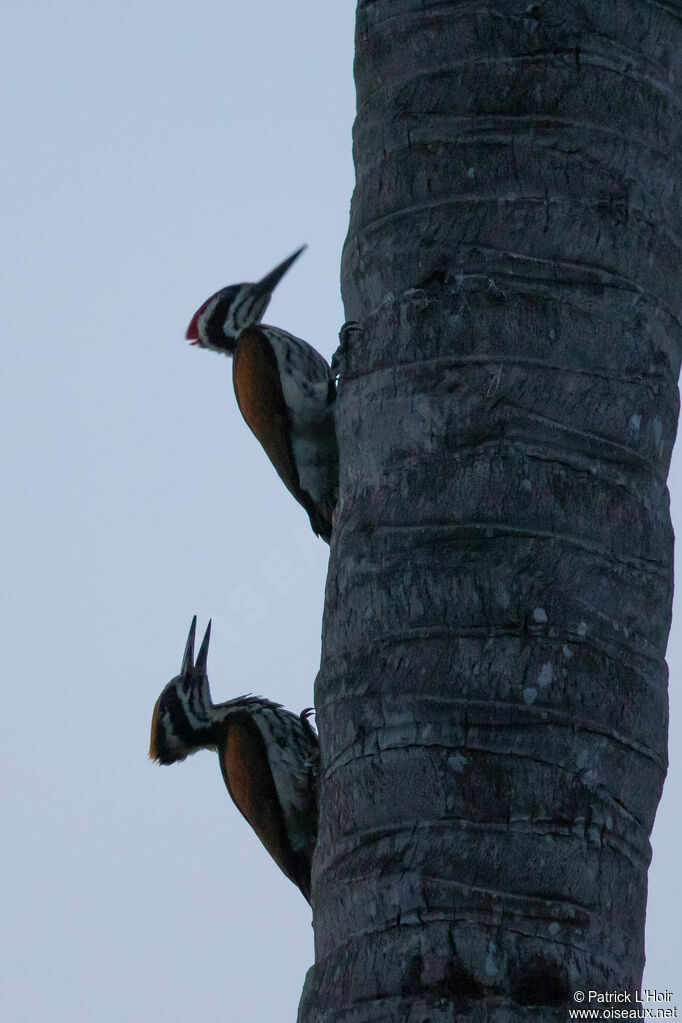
[299,1,682,1019]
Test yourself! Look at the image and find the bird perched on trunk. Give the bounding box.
[150,617,319,902]
[186,247,338,542]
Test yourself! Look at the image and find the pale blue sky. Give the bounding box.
[1,3,679,1019]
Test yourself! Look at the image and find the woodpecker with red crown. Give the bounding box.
[186,247,338,542]
[150,617,319,902]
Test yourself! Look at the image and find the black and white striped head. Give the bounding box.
[186,246,306,355]
[149,617,215,765]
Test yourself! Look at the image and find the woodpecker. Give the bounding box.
[186,247,338,542]
[150,617,319,902]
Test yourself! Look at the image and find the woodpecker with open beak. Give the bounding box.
[186,248,338,542]
[150,617,319,902]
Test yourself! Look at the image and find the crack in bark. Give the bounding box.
[312,905,636,967]
[319,623,665,682]
[359,0,682,30]
[369,521,667,577]
[355,194,682,259]
[357,113,682,168]
[339,437,669,502]
[353,217,681,324]
[318,811,651,873]
[322,726,664,785]
[338,424,670,485]
[356,53,681,119]
[340,352,669,388]
[349,228,682,329]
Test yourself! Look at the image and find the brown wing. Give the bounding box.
[218,715,310,899]
[232,327,302,505]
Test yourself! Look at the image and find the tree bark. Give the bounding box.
[300,1,682,1019]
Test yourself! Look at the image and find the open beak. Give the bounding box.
[249,245,307,302]
[195,620,211,672]
[181,616,197,674]
[180,615,211,675]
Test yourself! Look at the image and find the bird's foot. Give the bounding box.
[331,321,364,378]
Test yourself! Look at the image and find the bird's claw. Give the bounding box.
[331,321,364,377]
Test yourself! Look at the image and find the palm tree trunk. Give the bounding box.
[300,1,681,1019]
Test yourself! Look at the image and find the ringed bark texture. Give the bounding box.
[300,2,682,1020]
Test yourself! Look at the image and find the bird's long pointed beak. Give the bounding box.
[251,245,307,301]
[181,616,197,675]
[195,620,212,673]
